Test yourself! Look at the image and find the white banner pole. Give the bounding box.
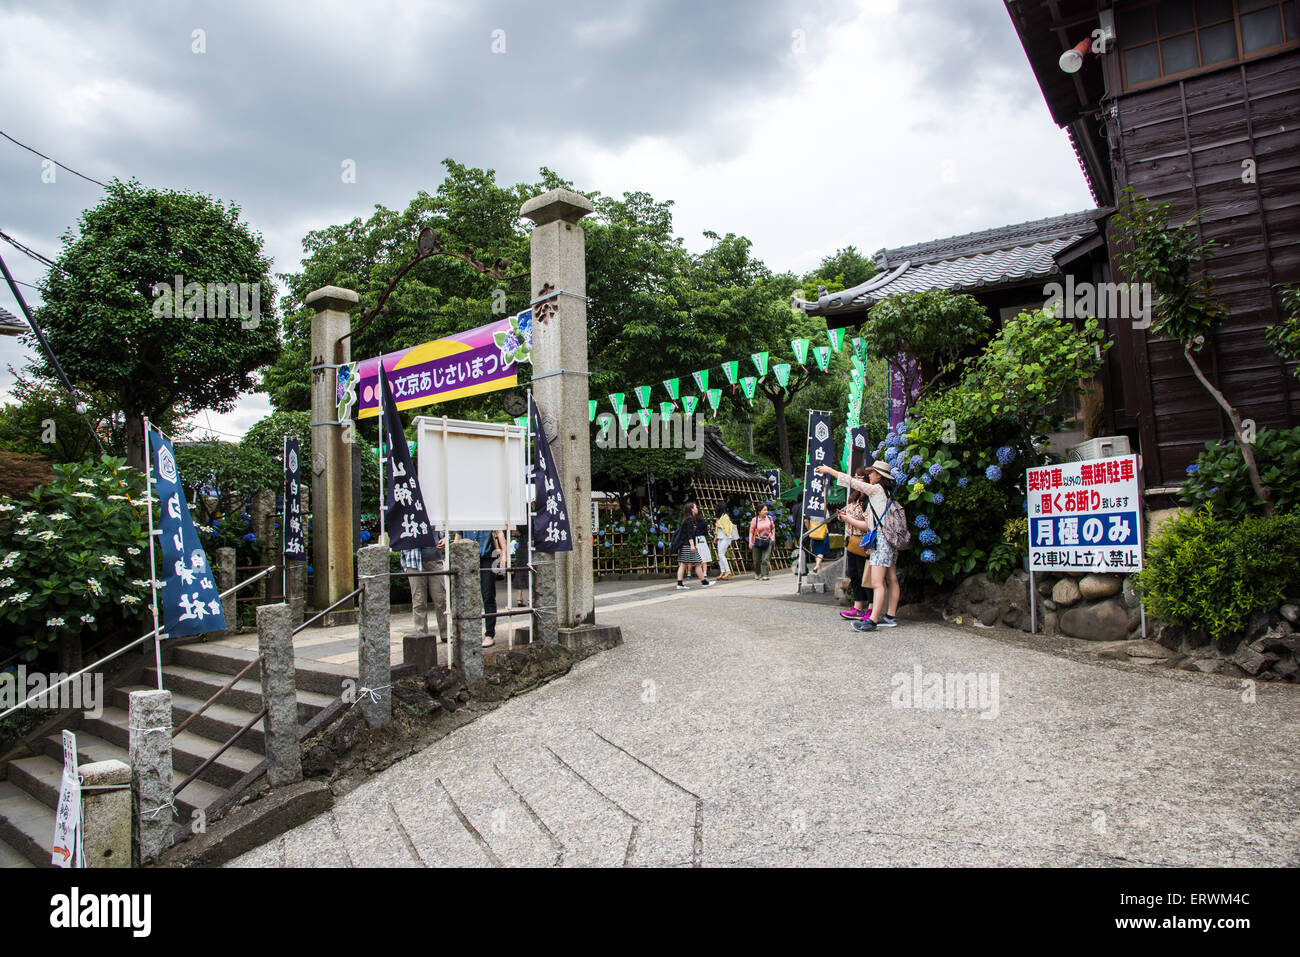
[142,417,164,690]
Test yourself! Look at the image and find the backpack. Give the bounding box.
[881,498,911,551]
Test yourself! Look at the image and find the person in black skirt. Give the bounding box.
[670,502,713,590]
[511,521,530,607]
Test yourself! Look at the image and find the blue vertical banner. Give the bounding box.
[147,427,226,637]
[762,469,780,499]
[282,437,306,560]
[380,366,440,550]
[531,396,573,552]
[801,411,834,519]
[848,426,868,477]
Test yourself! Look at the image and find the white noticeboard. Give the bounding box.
[51,730,83,868]
[414,417,528,530]
[1027,454,1143,573]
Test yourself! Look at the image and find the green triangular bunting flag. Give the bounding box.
[609,393,626,414]
[827,328,845,352]
[751,352,769,377]
[739,377,758,403]
[773,363,791,388]
[588,400,597,422]
[662,377,680,401]
[706,388,722,415]
[681,395,699,416]
[721,361,740,388]
[692,369,709,393]
[634,385,652,409]
[791,337,810,365]
[813,346,831,371]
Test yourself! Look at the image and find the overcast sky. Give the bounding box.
[0,0,1094,439]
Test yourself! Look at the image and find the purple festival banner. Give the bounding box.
[354,316,521,419]
[889,351,923,428]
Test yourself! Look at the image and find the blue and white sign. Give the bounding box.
[801,412,834,519]
[1027,454,1142,572]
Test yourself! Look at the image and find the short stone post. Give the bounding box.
[450,539,484,684]
[80,759,131,868]
[533,554,559,646]
[129,689,174,865]
[217,546,236,634]
[287,562,306,627]
[257,603,303,787]
[357,544,391,728]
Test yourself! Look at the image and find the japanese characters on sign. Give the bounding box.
[762,469,780,499]
[355,317,520,419]
[148,427,226,637]
[848,425,867,476]
[282,437,306,560]
[380,366,440,550]
[530,396,573,552]
[51,730,83,868]
[1027,454,1143,572]
[802,412,834,520]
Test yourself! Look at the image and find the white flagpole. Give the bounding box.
[282,434,289,603]
[526,389,534,644]
[142,417,164,690]
[378,363,387,548]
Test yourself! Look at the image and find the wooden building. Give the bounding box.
[1005,0,1300,489]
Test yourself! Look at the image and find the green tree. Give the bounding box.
[1267,283,1300,380]
[31,179,279,470]
[862,290,990,411]
[1112,189,1273,515]
[799,246,878,301]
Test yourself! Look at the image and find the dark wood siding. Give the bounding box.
[1105,47,1300,487]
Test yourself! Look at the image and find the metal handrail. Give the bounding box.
[171,654,264,739]
[0,565,275,722]
[172,706,267,799]
[294,586,363,635]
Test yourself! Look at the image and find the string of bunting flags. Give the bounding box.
[593,327,868,423]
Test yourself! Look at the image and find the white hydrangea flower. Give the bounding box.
[46,617,65,627]
[71,492,97,499]
[119,594,141,605]
[0,577,13,588]
[0,503,15,512]
[81,614,95,624]
[16,512,33,523]
[99,555,125,567]
[0,552,18,568]
[107,495,128,501]
[32,530,60,542]
[87,578,103,596]
[78,478,97,486]
[126,546,141,556]
[48,512,71,521]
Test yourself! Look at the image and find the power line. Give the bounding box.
[0,227,64,274]
[0,129,108,188]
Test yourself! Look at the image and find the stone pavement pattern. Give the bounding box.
[228,577,1300,867]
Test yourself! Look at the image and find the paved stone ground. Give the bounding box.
[227,575,1300,867]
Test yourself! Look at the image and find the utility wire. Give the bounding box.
[0,227,65,275]
[0,128,108,187]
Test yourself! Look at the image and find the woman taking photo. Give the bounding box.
[816,460,899,630]
[836,467,872,621]
[748,503,776,580]
[670,502,713,590]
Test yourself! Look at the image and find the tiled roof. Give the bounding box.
[700,426,766,483]
[796,210,1104,316]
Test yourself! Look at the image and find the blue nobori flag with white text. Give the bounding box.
[148,427,226,637]
[283,437,306,560]
[530,396,572,552]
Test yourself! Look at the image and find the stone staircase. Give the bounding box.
[228,726,703,868]
[0,642,353,867]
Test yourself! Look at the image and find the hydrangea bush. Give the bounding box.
[0,457,153,662]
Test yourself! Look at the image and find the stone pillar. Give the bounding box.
[308,285,358,611]
[129,689,174,865]
[257,603,303,787]
[521,189,596,629]
[217,546,236,635]
[533,554,559,646]
[449,539,484,684]
[287,562,306,627]
[356,544,391,728]
[80,759,131,868]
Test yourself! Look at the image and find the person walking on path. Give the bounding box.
[714,506,737,580]
[670,503,713,590]
[400,534,451,643]
[748,504,776,580]
[817,461,900,630]
[511,522,530,607]
[459,528,508,647]
[836,469,873,622]
[804,515,829,573]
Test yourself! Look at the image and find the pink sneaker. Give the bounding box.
[840,607,865,620]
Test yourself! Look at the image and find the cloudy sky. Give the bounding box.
[0,0,1094,439]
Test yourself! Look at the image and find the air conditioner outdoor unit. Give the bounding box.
[1067,435,1131,461]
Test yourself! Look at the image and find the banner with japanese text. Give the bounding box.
[282,437,306,560]
[801,412,834,519]
[355,315,523,419]
[1027,455,1142,572]
[148,427,226,637]
[531,396,573,552]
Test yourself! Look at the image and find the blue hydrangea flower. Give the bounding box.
[243,533,257,543]
[919,528,938,545]
[517,310,533,346]
[891,468,905,483]
[909,454,922,468]
[307,565,313,575]
[986,465,1003,482]
[360,529,371,543]
[885,449,898,463]
[997,446,1016,465]
[932,493,944,504]
[907,476,917,485]
[503,330,520,353]
[914,514,930,530]
[921,473,932,485]
[928,463,943,477]
[957,477,968,489]
[1185,464,1200,474]
[211,519,221,529]
[1209,487,1219,495]
[920,549,937,563]
[886,435,900,448]
[641,549,648,555]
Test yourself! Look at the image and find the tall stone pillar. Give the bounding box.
[521,190,595,627]
[521,190,622,656]
[308,286,358,611]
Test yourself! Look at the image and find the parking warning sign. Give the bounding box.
[1027,454,1143,573]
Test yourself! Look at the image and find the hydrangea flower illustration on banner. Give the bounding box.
[681,395,700,416]
[774,363,791,388]
[493,309,533,366]
[812,346,831,371]
[336,363,360,422]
